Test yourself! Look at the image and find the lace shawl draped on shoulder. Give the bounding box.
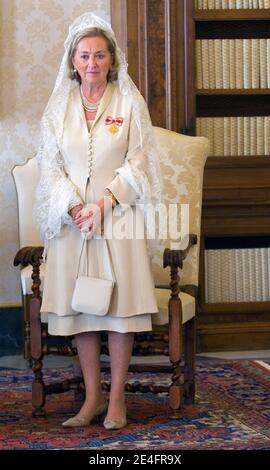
[34,82,82,242]
[33,12,162,249]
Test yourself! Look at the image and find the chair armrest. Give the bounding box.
[163,234,197,270]
[14,246,44,268]
[14,246,44,298]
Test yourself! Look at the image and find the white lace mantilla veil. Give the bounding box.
[34,12,163,256]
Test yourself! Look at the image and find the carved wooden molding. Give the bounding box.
[111,0,186,131]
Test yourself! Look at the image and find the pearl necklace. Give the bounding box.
[80,86,101,113]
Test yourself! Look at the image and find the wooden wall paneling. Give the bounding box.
[197,321,270,352]
[110,0,128,55]
[197,156,270,351]
[111,0,162,124]
[111,0,140,87]
[111,0,187,131]
[145,0,166,128]
[111,1,270,351]
[183,0,196,135]
[165,0,185,132]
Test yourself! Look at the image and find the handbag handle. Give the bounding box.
[76,235,116,283]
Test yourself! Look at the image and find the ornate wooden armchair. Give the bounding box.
[13,128,209,416]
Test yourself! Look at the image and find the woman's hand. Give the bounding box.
[73,198,111,239]
[69,204,83,220]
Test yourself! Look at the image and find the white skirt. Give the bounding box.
[41,206,158,336]
[45,311,152,335]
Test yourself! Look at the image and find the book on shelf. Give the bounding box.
[196,39,270,90]
[251,39,260,89]
[264,116,270,155]
[204,248,270,303]
[259,39,267,89]
[267,40,270,89]
[249,116,257,156]
[196,116,270,156]
[208,40,216,89]
[223,117,231,156]
[196,40,203,89]
[256,116,265,155]
[243,39,252,89]
[235,39,244,89]
[222,40,230,89]
[243,116,251,156]
[195,0,270,8]
[213,118,224,156]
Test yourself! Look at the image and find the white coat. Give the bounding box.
[40,83,158,335]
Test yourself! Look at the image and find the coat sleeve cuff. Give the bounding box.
[106,174,137,206]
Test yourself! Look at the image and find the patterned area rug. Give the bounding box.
[0,360,269,450]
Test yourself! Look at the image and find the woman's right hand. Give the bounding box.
[69,204,83,221]
[73,203,102,239]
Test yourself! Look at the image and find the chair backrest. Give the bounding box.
[151,127,209,287]
[12,157,42,247]
[12,130,209,273]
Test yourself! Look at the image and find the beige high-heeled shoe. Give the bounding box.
[62,401,108,427]
[103,405,127,430]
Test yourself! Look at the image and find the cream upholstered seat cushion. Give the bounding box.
[154,288,195,325]
[152,127,209,325]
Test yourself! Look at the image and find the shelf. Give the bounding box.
[205,156,270,169]
[196,19,270,39]
[197,89,270,96]
[197,94,270,117]
[193,9,270,21]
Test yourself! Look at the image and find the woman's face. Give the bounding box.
[72,35,113,88]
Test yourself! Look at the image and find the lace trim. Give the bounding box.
[34,12,162,256]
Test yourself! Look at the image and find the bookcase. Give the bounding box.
[187,1,270,351]
[111,0,270,351]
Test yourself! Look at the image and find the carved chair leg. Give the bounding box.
[184,317,196,404]
[13,246,45,416]
[168,298,184,410]
[23,295,31,362]
[30,297,46,417]
[72,350,84,402]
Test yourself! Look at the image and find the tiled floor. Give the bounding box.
[1,350,270,369]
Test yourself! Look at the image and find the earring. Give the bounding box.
[73,68,77,73]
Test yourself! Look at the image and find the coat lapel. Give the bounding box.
[92,82,115,128]
[73,82,115,131]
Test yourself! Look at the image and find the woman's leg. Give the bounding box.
[106,331,134,420]
[75,331,105,417]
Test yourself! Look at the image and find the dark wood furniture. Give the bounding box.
[189,5,270,351]
[111,0,270,351]
[199,157,270,351]
[13,124,208,417]
[14,240,197,416]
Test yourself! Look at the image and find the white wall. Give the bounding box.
[0,0,110,304]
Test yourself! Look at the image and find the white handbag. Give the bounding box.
[71,237,115,316]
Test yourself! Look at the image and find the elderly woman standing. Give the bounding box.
[34,13,162,429]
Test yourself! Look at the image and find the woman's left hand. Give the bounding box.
[74,198,110,239]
